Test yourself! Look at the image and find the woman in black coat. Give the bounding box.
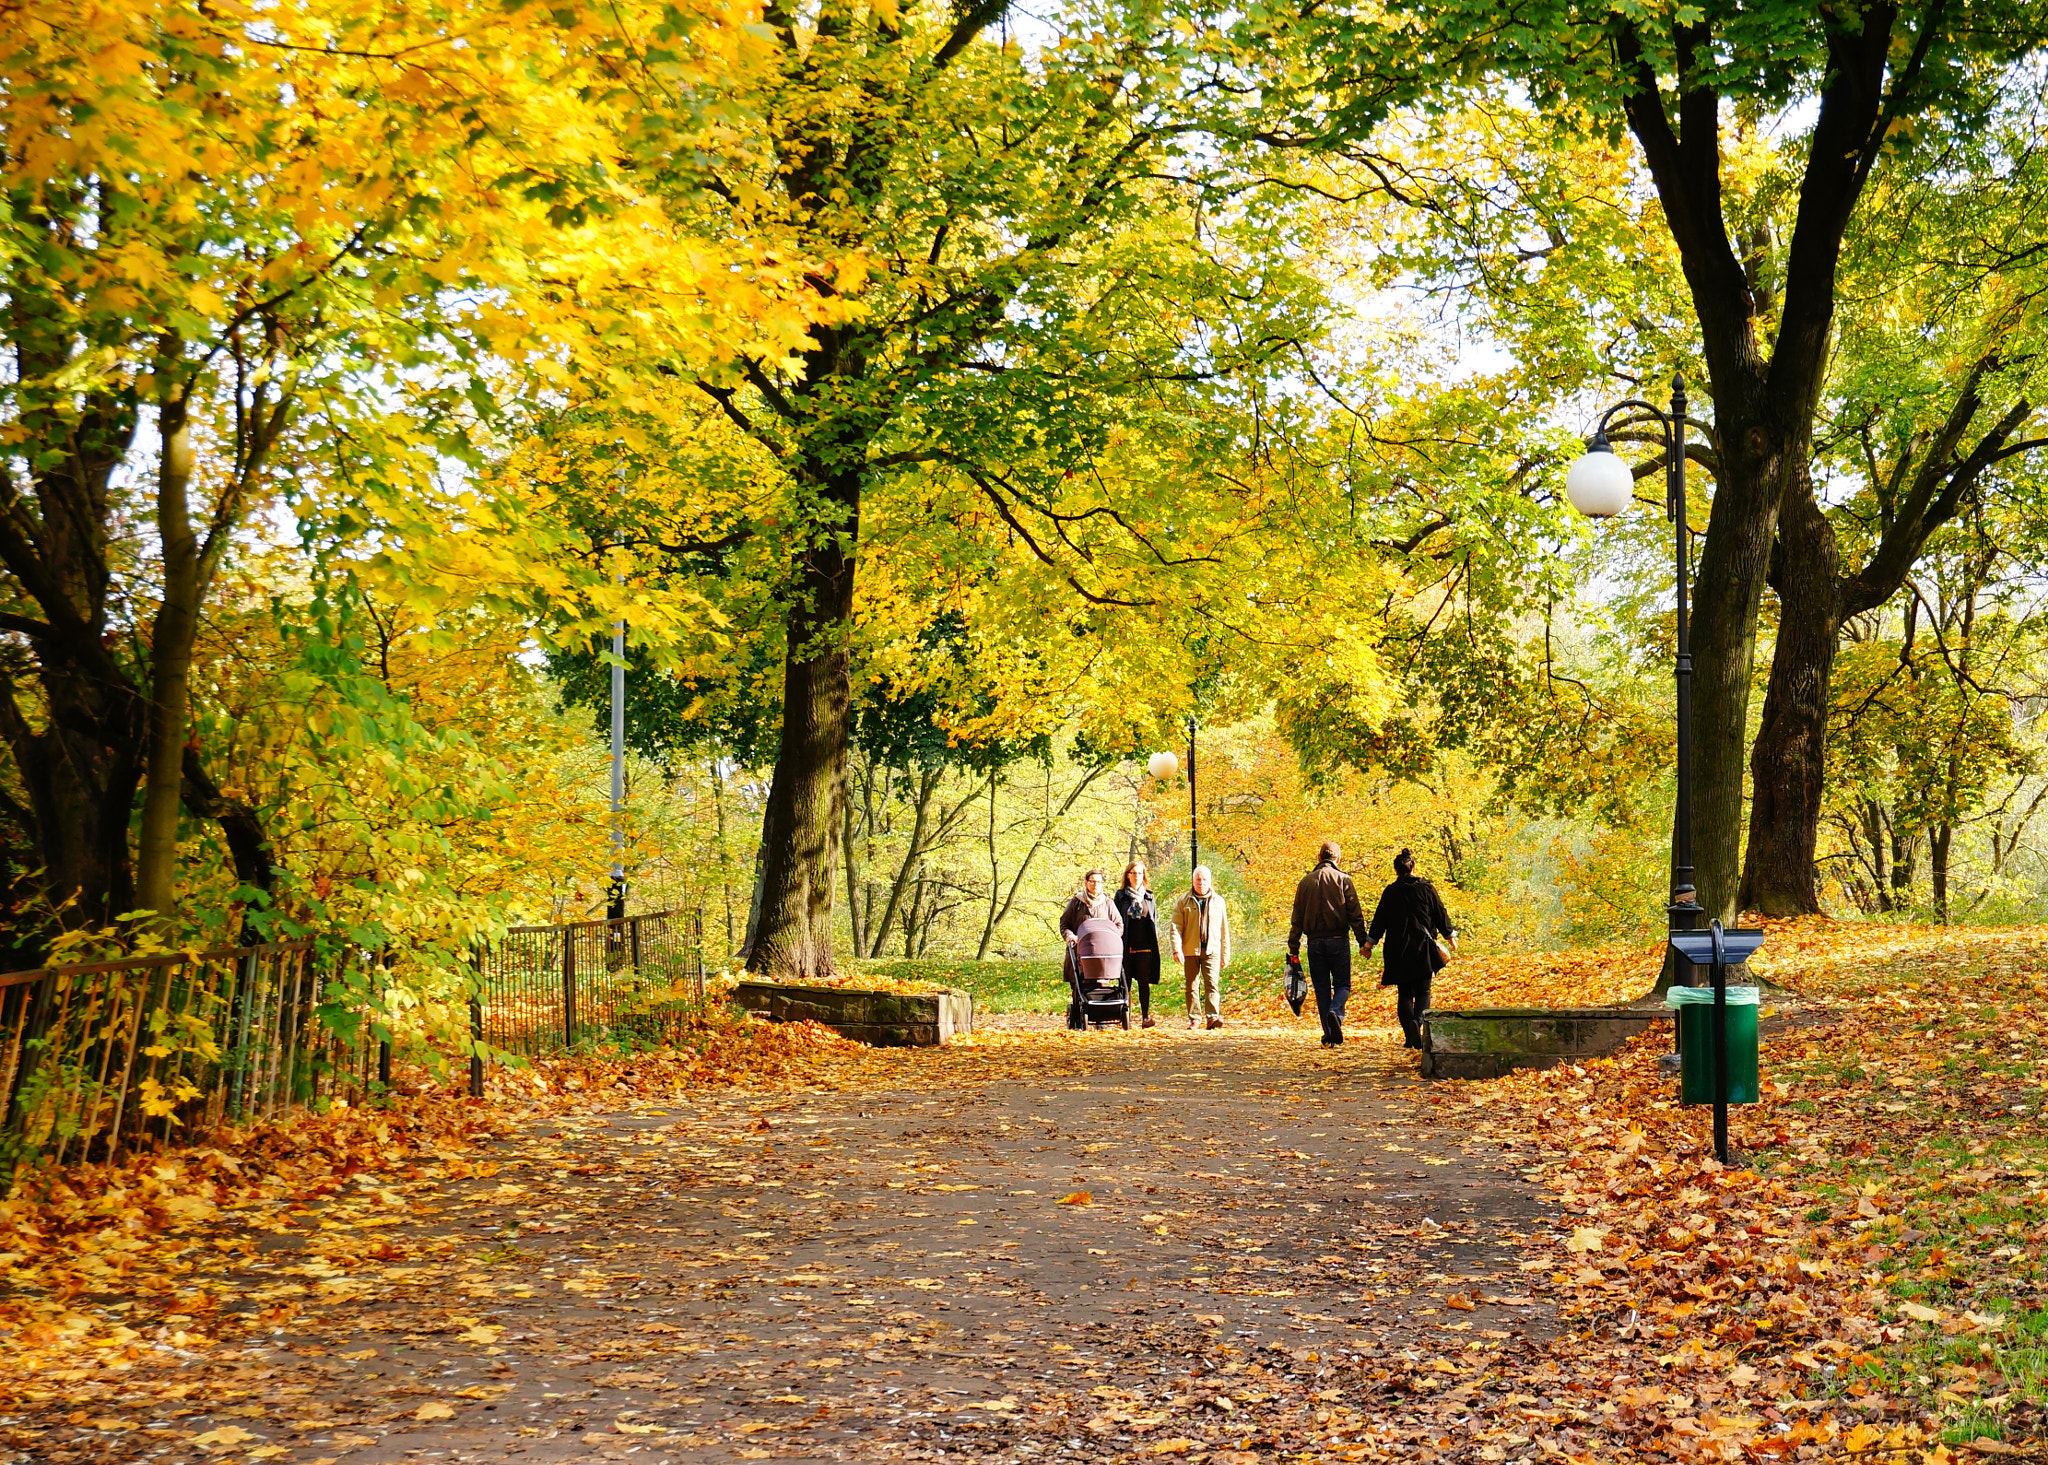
[1113,860,1164,1029]
[1366,848,1457,1050]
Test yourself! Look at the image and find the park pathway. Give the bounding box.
[25,1015,1578,1465]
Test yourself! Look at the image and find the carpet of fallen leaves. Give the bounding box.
[0,922,2042,1465]
[1419,918,2048,1460]
[0,1005,872,1370]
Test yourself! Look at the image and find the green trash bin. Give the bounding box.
[1665,984,1760,1105]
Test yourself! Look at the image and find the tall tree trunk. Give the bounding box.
[978,767,1004,960]
[842,769,866,958]
[1929,819,1951,924]
[1740,487,1843,915]
[1687,410,1799,921]
[1736,373,2028,914]
[1890,823,1917,907]
[1864,798,1891,909]
[747,470,859,978]
[711,763,735,959]
[867,765,940,958]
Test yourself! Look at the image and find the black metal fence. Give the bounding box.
[0,940,380,1166]
[475,910,705,1058]
[0,909,705,1168]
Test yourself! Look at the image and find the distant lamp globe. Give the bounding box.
[1147,750,1179,780]
[1565,432,1636,518]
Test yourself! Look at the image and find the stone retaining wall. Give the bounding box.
[1421,1005,1667,1080]
[733,981,973,1047]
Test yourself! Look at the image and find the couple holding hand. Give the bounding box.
[1288,843,1457,1048]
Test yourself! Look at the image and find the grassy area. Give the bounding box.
[856,957,1070,1014]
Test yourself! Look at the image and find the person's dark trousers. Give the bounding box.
[1306,936,1351,1044]
[1396,977,1433,1049]
[1136,981,1152,1019]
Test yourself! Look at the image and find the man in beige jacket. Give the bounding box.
[1169,865,1231,1029]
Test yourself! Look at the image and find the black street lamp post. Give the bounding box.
[1569,378,1764,1165]
[1564,377,1704,941]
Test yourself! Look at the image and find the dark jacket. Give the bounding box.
[1113,885,1163,985]
[1368,875,1455,987]
[1060,891,1121,939]
[1288,857,1368,956]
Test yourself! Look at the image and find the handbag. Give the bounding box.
[1284,955,1308,1016]
[1433,936,1454,965]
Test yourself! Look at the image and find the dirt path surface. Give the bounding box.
[13,1016,1580,1465]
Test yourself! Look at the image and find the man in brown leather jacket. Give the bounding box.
[1288,841,1369,1046]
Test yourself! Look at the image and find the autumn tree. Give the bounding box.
[1256,0,2048,919]
[623,0,1366,977]
[0,0,799,948]
[1737,98,2048,913]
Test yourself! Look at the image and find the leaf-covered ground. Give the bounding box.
[0,921,2042,1464]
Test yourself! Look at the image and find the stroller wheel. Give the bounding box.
[1120,1014,1131,1030]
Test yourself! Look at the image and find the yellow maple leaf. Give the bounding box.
[192,1425,258,1448]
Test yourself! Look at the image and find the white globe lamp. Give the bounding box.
[1147,750,1179,780]
[1564,432,1636,518]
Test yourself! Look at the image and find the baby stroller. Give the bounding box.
[1066,917,1131,1030]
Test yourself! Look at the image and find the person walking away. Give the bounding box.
[1170,865,1231,1030]
[1289,840,1369,1046]
[1366,848,1457,1050]
[1114,861,1164,1029]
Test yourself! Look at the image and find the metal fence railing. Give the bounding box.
[475,910,704,1058]
[0,908,706,1168]
[0,941,378,1167]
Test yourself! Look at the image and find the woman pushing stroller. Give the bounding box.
[1060,869,1121,943]
[1062,870,1132,1029]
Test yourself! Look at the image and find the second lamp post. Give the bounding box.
[1563,377,1704,941]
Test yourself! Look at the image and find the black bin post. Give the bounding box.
[1667,921,1766,1164]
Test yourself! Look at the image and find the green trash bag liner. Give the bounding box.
[1665,984,1759,1007]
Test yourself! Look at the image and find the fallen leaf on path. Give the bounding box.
[192,1425,258,1448]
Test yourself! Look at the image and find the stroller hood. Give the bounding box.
[1073,918,1124,981]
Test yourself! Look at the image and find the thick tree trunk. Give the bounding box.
[1740,487,1843,915]
[746,470,859,979]
[1890,824,1917,906]
[1686,411,1799,922]
[0,656,145,935]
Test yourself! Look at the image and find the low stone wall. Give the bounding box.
[1421,1006,1667,1080]
[732,981,973,1048]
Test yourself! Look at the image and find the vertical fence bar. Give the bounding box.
[563,928,577,1050]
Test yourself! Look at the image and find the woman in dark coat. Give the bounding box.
[1113,860,1164,1029]
[1366,848,1457,1050]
